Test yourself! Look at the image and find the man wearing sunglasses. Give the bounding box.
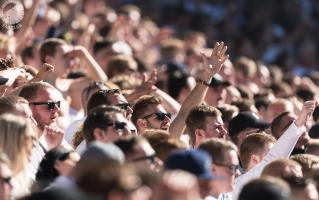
[199,138,241,200]
[19,82,70,151]
[132,95,171,134]
[83,105,131,146]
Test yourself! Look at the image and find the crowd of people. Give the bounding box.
[0,0,319,200]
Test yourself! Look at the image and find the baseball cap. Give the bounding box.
[209,74,231,88]
[164,149,220,180]
[228,112,269,136]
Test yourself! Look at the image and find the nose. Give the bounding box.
[220,126,228,138]
[126,106,133,116]
[235,168,241,177]
[51,105,59,113]
[163,115,171,124]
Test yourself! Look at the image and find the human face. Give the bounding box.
[0,164,12,200]
[247,142,273,171]
[204,116,227,139]
[101,113,131,143]
[213,150,240,193]
[51,44,71,77]
[104,90,133,119]
[142,104,171,131]
[130,140,159,170]
[29,88,61,130]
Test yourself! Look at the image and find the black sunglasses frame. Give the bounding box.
[106,121,127,130]
[131,154,156,164]
[143,112,171,121]
[29,101,61,110]
[0,176,11,184]
[116,103,130,111]
[98,89,120,95]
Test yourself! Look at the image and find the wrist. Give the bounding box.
[196,79,210,86]
[294,118,304,128]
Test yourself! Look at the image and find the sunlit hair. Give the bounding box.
[0,114,35,175]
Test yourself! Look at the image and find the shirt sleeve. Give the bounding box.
[232,122,302,200]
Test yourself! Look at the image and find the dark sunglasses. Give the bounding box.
[0,176,11,184]
[116,103,130,111]
[98,89,120,95]
[131,154,156,164]
[106,121,127,130]
[143,112,171,121]
[29,101,60,110]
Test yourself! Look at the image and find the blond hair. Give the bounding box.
[199,138,238,164]
[0,114,34,174]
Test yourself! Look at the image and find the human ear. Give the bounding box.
[136,119,147,129]
[93,128,105,141]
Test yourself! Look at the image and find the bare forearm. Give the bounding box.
[169,83,208,138]
[16,0,41,44]
[82,50,108,82]
[155,89,181,116]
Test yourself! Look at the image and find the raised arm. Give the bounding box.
[15,0,41,53]
[169,42,229,139]
[233,100,316,199]
[66,46,108,82]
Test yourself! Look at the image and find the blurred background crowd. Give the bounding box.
[0,0,319,200]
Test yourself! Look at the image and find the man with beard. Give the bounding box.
[19,82,70,151]
[131,95,171,134]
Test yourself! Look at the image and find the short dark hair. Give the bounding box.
[19,82,55,101]
[186,105,221,146]
[83,105,122,143]
[87,89,120,113]
[131,95,162,127]
[114,136,146,160]
[35,147,71,190]
[296,88,315,102]
[93,40,112,55]
[21,46,35,64]
[271,111,291,139]
[238,177,291,200]
[39,38,67,63]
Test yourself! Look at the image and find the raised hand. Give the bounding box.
[295,100,317,127]
[33,63,54,81]
[135,69,158,94]
[199,42,229,82]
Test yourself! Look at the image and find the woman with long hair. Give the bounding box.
[0,114,37,198]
